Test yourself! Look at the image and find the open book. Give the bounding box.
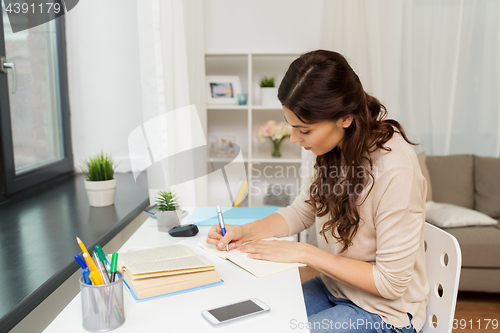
[198,238,305,278]
[117,244,222,300]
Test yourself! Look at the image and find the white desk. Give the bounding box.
[44,210,310,333]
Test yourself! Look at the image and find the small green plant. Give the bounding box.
[259,76,275,88]
[80,151,117,181]
[155,190,178,212]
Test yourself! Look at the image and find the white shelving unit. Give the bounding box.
[205,52,313,207]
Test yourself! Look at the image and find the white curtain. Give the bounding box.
[136,0,208,206]
[323,0,500,157]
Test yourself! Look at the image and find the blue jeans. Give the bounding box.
[302,277,417,333]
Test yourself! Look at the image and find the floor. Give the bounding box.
[298,266,500,333]
[453,292,500,333]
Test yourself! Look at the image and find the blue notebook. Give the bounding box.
[124,279,224,302]
[187,206,279,226]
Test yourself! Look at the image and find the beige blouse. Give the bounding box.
[277,134,430,331]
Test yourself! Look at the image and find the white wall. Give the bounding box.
[204,0,325,53]
[65,0,142,172]
[65,0,325,173]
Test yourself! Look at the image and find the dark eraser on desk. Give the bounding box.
[168,224,199,237]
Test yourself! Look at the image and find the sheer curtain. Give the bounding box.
[135,0,208,206]
[323,0,500,157]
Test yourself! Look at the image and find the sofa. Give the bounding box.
[419,153,500,293]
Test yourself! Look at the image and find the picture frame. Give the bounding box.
[206,75,242,105]
[208,135,237,158]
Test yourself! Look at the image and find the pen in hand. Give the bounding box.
[216,205,230,252]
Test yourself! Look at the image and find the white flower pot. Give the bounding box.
[157,210,181,232]
[260,87,280,106]
[84,178,117,207]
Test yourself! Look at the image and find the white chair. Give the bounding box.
[421,222,462,333]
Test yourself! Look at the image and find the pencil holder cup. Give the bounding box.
[80,272,125,332]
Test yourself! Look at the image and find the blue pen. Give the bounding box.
[82,268,99,315]
[82,268,92,285]
[74,254,88,270]
[216,205,230,252]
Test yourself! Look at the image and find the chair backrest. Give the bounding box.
[422,222,462,333]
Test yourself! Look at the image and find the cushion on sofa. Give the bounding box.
[426,201,498,228]
[494,219,500,230]
[417,152,433,202]
[443,226,500,268]
[426,154,474,209]
[474,155,500,218]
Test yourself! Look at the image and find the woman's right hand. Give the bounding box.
[206,224,247,251]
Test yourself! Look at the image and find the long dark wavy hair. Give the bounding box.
[278,50,415,253]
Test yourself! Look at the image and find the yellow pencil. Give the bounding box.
[83,253,104,285]
[233,180,248,207]
[77,237,104,285]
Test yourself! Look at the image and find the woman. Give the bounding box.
[206,50,429,333]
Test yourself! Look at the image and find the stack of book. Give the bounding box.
[117,244,222,300]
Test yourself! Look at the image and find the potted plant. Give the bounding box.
[155,190,181,232]
[80,151,118,207]
[260,76,280,106]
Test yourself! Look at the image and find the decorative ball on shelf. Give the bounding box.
[256,120,292,157]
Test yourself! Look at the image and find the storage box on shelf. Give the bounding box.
[205,52,312,207]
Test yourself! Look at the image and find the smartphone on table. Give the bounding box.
[201,298,270,326]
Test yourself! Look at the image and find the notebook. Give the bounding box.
[117,244,222,300]
[124,279,223,302]
[198,238,305,278]
[188,206,278,226]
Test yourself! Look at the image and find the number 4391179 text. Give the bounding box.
[5,2,62,14]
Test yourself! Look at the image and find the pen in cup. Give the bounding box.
[93,251,110,284]
[93,251,114,326]
[77,237,104,285]
[216,205,230,252]
[83,253,104,285]
[105,252,124,318]
[74,254,88,270]
[82,268,99,315]
[95,245,111,280]
[110,253,118,282]
[89,270,103,285]
[82,268,92,285]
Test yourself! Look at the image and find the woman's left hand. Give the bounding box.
[238,240,308,263]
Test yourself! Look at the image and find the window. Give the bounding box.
[0,4,72,202]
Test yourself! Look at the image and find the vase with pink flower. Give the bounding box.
[256,120,293,157]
